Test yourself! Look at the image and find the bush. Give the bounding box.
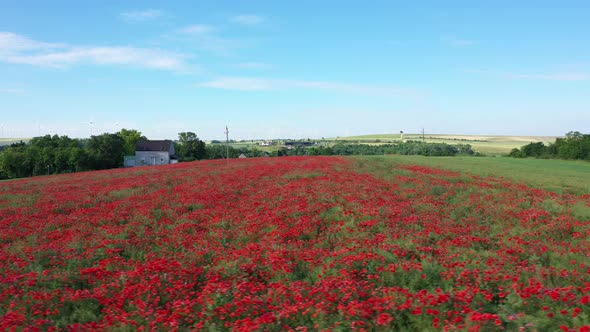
[509,131,590,161]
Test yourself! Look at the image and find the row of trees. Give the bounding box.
[257,141,475,157]
[326,141,474,156]
[0,130,211,179]
[0,133,475,179]
[0,129,146,179]
[509,131,590,160]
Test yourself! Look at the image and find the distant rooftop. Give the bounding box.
[136,140,173,152]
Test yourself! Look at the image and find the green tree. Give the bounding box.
[510,131,590,161]
[87,133,125,169]
[206,144,239,159]
[0,149,27,178]
[119,129,146,155]
[521,142,547,157]
[178,132,207,161]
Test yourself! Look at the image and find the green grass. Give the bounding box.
[354,155,590,194]
[283,171,325,180]
[329,134,557,155]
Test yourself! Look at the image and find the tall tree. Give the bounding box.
[178,132,207,161]
[119,129,146,155]
[87,133,125,169]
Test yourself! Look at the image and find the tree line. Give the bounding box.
[312,141,475,156]
[0,132,475,180]
[0,130,210,179]
[208,141,475,158]
[509,131,590,160]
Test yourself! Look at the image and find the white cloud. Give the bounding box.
[171,27,246,55]
[464,69,590,81]
[0,32,187,71]
[198,77,421,97]
[230,15,265,25]
[0,88,26,93]
[120,10,163,22]
[200,77,278,91]
[507,72,589,81]
[449,39,476,46]
[0,32,63,51]
[385,40,403,46]
[179,24,214,34]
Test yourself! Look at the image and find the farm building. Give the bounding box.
[239,153,248,159]
[123,155,136,167]
[135,140,176,166]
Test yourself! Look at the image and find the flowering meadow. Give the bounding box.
[1,156,590,331]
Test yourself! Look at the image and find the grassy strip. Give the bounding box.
[329,134,557,155]
[353,155,590,195]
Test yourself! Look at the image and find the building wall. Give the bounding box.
[135,151,170,166]
[168,144,176,157]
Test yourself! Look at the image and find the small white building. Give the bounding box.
[135,140,176,166]
[123,155,136,167]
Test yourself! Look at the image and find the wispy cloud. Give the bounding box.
[198,77,421,97]
[449,39,477,46]
[235,62,274,69]
[0,32,188,71]
[385,40,403,46]
[179,24,214,34]
[0,32,63,51]
[230,14,265,25]
[464,69,590,81]
[0,88,26,94]
[175,25,246,55]
[120,9,163,22]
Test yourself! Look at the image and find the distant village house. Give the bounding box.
[134,140,177,166]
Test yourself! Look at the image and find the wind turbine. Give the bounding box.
[81,118,94,137]
[113,121,120,133]
[90,119,94,136]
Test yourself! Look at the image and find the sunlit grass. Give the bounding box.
[354,155,590,194]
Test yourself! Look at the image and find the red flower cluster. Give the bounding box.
[1,156,589,330]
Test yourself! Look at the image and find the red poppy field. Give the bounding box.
[1,156,589,331]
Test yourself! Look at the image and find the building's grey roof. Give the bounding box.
[136,140,173,152]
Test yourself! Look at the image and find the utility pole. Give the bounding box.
[422,128,425,142]
[224,125,230,165]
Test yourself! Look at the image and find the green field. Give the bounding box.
[329,134,558,155]
[354,155,590,195]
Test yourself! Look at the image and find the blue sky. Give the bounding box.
[1,1,589,140]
